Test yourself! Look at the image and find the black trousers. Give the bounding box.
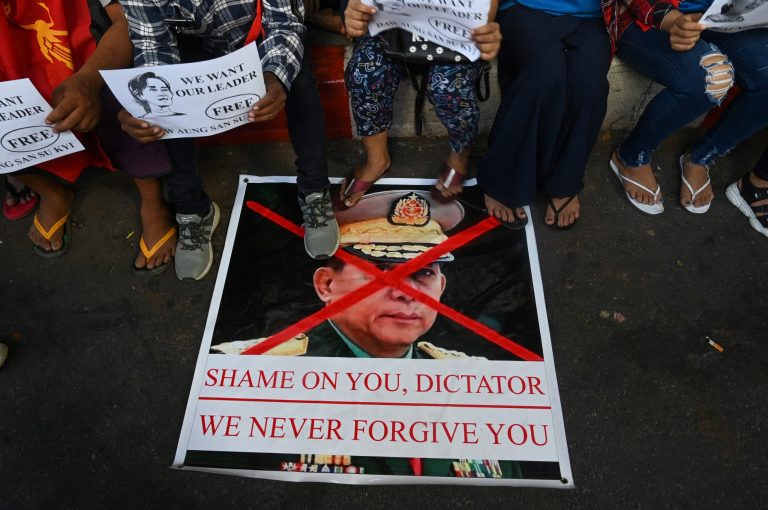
[165,43,329,215]
[477,5,611,208]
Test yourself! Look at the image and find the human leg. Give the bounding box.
[340,35,401,208]
[3,174,38,221]
[690,29,768,160]
[427,62,479,200]
[95,88,176,273]
[15,172,73,256]
[726,146,768,237]
[285,51,339,259]
[542,16,611,228]
[163,138,218,280]
[615,25,734,209]
[477,5,574,216]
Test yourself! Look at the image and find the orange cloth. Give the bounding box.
[1,0,112,181]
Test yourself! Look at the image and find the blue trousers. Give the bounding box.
[617,25,768,167]
[477,5,611,208]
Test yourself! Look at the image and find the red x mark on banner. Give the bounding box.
[241,199,543,362]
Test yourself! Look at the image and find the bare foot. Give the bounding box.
[434,150,469,200]
[339,157,391,209]
[483,194,527,225]
[5,175,36,209]
[134,201,176,270]
[545,196,580,228]
[28,186,73,252]
[680,158,714,209]
[612,151,662,206]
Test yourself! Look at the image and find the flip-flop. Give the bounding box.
[3,183,38,221]
[32,211,70,258]
[679,154,712,214]
[545,197,578,231]
[432,164,466,203]
[132,225,177,277]
[609,154,664,215]
[333,166,390,211]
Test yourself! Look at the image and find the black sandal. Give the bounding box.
[545,196,578,231]
[725,173,768,237]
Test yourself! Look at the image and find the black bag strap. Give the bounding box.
[403,63,429,136]
[476,61,491,102]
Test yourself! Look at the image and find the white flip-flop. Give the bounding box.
[679,154,712,214]
[609,157,664,215]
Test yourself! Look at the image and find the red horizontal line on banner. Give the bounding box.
[198,396,551,410]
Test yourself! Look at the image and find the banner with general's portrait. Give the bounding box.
[174,177,573,487]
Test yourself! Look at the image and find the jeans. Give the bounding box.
[617,25,768,167]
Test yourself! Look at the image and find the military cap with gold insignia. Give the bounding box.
[334,190,464,263]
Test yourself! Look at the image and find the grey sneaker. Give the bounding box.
[175,201,221,281]
[299,188,340,259]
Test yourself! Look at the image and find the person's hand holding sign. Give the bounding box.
[471,21,502,61]
[248,72,287,122]
[117,108,166,143]
[343,0,377,37]
[45,71,103,133]
[661,10,706,51]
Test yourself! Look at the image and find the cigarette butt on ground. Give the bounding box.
[707,338,724,352]
[126,231,135,240]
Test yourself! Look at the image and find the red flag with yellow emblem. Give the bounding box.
[0,0,112,181]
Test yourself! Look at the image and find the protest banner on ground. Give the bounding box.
[702,0,768,31]
[100,43,265,140]
[174,177,573,487]
[363,0,491,60]
[0,79,84,174]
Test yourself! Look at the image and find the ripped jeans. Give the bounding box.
[617,24,768,167]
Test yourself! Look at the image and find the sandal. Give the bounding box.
[333,166,390,211]
[609,153,664,215]
[3,180,38,221]
[726,172,768,238]
[432,164,466,203]
[545,197,578,231]
[132,225,177,277]
[679,154,712,214]
[32,211,70,258]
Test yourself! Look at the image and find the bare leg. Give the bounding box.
[15,173,73,252]
[611,151,662,206]
[435,148,470,199]
[133,177,176,270]
[545,195,580,228]
[483,194,527,224]
[339,131,391,208]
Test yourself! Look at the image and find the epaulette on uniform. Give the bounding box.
[416,341,486,360]
[211,334,309,355]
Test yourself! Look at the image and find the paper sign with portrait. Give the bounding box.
[100,43,265,140]
[0,78,84,174]
[173,177,573,487]
[702,0,768,31]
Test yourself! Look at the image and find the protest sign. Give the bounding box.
[0,79,84,174]
[363,0,491,60]
[174,177,573,486]
[702,0,768,31]
[100,43,265,140]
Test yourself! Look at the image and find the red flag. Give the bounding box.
[1,0,112,181]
